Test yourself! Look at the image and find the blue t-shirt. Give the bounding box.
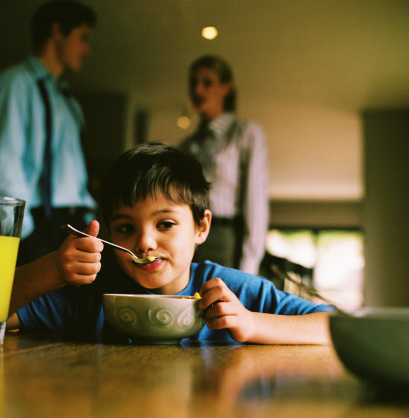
[18,260,332,343]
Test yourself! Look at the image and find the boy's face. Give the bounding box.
[108,193,210,295]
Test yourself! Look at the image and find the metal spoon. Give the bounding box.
[61,224,158,265]
[271,264,350,317]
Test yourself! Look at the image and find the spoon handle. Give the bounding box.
[61,224,135,257]
[271,264,349,317]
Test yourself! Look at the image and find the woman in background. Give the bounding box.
[179,55,269,274]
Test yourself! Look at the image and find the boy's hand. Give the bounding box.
[56,220,103,287]
[198,277,256,343]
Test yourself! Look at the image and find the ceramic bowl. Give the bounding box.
[103,294,206,344]
[329,307,409,388]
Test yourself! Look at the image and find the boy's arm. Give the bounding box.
[199,277,332,345]
[247,311,331,345]
[6,220,103,329]
[7,252,68,329]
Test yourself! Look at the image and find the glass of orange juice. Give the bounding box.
[0,196,25,345]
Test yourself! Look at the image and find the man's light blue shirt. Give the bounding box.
[0,56,95,238]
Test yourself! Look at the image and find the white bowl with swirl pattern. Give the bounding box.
[103,294,206,344]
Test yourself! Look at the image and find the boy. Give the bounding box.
[7,143,333,344]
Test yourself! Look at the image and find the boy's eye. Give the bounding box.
[114,224,134,234]
[158,221,175,230]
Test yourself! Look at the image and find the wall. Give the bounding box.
[363,109,409,307]
[0,1,366,206]
[140,98,364,202]
[75,91,129,202]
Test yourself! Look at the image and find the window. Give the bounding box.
[265,229,364,310]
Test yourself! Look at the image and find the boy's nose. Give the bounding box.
[134,230,157,255]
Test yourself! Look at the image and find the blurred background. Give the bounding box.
[1,0,409,309]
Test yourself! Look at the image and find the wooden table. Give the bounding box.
[1,331,408,418]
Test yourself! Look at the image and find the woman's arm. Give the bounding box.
[238,122,269,274]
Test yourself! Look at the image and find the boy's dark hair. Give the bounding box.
[101,142,211,227]
[31,0,97,50]
[189,55,236,112]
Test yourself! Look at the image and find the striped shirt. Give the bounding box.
[180,113,269,274]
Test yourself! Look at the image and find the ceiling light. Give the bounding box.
[201,26,218,40]
[177,115,191,130]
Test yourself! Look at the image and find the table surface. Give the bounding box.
[1,331,408,418]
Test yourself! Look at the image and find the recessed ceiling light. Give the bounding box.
[201,26,218,40]
[177,115,191,129]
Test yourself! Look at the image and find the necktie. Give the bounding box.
[36,79,53,218]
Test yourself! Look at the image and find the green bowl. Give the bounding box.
[330,307,409,388]
[103,294,206,344]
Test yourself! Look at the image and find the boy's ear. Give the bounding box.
[195,209,212,245]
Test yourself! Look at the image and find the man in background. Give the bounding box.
[0,0,97,265]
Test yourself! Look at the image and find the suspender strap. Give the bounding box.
[36,78,53,218]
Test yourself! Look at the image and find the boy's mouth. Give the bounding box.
[133,258,164,272]
[132,256,159,265]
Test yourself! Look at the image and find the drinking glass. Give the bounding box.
[0,196,25,345]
